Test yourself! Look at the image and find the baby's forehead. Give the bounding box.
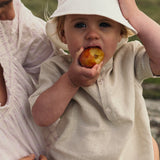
[66,14,119,23]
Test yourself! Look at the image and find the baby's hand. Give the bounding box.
[67,48,103,87]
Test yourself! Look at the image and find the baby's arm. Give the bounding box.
[32,72,79,126]
[32,48,102,126]
[118,0,160,75]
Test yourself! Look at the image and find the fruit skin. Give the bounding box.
[79,47,104,68]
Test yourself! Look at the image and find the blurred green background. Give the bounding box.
[21,0,160,99]
[21,0,57,19]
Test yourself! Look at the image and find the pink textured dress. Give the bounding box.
[0,0,53,159]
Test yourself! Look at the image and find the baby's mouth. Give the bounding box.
[85,46,101,50]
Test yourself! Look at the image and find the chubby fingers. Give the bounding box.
[93,61,103,73]
[82,61,103,78]
[73,47,84,65]
[78,63,102,86]
[68,47,103,87]
[19,154,35,160]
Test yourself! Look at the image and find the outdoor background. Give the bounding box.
[21,0,160,151]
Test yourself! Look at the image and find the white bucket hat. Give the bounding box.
[46,0,137,50]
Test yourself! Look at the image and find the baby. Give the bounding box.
[30,0,160,159]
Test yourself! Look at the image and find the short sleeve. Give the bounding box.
[29,55,69,110]
[133,41,153,82]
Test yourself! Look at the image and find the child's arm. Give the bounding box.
[32,72,79,126]
[32,48,102,126]
[118,0,160,75]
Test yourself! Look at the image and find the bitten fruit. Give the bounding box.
[79,47,104,68]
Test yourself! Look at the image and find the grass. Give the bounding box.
[137,0,160,24]
[143,78,160,99]
[21,0,160,99]
[143,89,160,99]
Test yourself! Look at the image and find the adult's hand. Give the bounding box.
[19,154,48,160]
[39,155,48,160]
[19,154,35,160]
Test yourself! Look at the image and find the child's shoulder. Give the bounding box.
[123,40,143,51]
[116,40,144,57]
[114,40,145,62]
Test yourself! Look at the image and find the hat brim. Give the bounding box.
[50,0,137,35]
[46,0,137,50]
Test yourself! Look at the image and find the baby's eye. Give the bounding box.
[99,22,111,28]
[74,22,86,28]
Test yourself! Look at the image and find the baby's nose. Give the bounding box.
[86,30,100,40]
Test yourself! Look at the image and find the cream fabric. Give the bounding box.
[30,41,154,160]
[0,0,53,159]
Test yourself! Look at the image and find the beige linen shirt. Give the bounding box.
[30,40,154,160]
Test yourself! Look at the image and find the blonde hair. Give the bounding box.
[56,16,66,42]
[55,16,130,41]
[121,25,131,37]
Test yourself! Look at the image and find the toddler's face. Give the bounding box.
[0,0,15,20]
[61,14,122,64]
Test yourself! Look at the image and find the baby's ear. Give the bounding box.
[118,35,122,42]
[61,30,67,44]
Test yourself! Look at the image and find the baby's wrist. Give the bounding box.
[66,73,79,88]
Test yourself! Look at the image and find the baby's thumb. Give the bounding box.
[74,47,84,63]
